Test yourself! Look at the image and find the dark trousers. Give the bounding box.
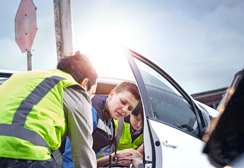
[0,157,59,168]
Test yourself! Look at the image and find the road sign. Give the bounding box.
[15,0,37,53]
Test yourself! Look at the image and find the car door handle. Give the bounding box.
[162,140,177,149]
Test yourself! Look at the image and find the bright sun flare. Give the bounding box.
[75,28,135,81]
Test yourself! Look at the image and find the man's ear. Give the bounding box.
[110,90,114,96]
[80,78,89,90]
[108,90,114,100]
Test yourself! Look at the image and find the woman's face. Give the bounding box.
[106,90,139,120]
[130,113,143,131]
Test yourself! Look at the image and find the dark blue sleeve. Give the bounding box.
[92,106,98,131]
[62,137,74,168]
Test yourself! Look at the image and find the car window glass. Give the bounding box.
[0,78,8,85]
[134,59,200,137]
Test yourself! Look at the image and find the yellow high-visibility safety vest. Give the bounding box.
[0,69,83,160]
[115,118,143,151]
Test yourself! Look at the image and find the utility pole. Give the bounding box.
[53,0,74,62]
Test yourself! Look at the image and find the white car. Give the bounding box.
[126,45,219,168]
[96,45,219,168]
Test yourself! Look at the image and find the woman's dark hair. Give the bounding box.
[57,51,98,90]
[132,102,144,121]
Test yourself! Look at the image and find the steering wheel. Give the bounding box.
[173,121,194,132]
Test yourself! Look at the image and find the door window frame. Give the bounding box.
[122,46,206,138]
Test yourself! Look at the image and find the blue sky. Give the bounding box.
[0,0,243,94]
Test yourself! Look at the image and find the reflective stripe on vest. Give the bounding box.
[0,76,65,152]
[97,118,112,136]
[0,124,50,152]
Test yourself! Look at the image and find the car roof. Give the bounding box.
[0,72,12,85]
[96,77,135,95]
[0,71,133,95]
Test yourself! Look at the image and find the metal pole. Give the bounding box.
[53,0,74,62]
[27,49,32,71]
[53,0,62,62]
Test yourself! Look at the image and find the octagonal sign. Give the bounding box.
[15,0,37,53]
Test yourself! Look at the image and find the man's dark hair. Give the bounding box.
[132,102,144,121]
[57,51,98,90]
[113,81,141,101]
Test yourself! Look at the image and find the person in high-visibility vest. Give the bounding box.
[0,51,98,168]
[101,102,144,156]
[98,102,144,166]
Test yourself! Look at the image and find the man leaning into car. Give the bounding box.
[0,51,98,168]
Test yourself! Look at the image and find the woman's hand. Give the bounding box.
[117,148,143,157]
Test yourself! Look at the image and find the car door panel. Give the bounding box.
[149,119,214,168]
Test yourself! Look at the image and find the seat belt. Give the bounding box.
[109,118,116,167]
[111,118,124,165]
[115,118,124,148]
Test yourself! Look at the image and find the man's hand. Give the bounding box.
[117,148,143,157]
[137,144,143,155]
[115,148,143,167]
[97,148,143,167]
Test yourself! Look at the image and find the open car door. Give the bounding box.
[121,45,214,168]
